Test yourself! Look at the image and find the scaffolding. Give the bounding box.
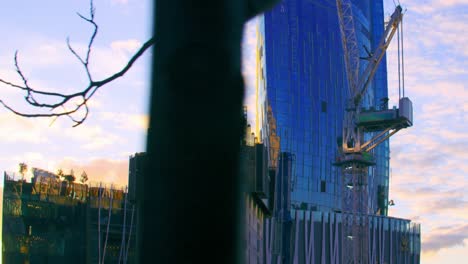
[2,171,137,264]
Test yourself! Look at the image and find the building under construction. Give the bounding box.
[2,169,137,264]
[252,0,421,263]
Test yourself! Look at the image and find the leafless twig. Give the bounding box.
[0,0,155,127]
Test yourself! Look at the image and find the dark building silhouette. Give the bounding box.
[128,125,277,263]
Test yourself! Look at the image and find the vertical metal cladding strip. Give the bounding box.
[271,219,276,264]
[404,222,407,263]
[382,218,386,264]
[396,221,399,264]
[275,219,280,264]
[293,210,300,264]
[408,225,411,264]
[368,216,372,263]
[265,219,271,264]
[413,224,417,264]
[410,225,414,264]
[367,216,371,263]
[329,213,333,264]
[330,213,337,264]
[380,218,384,264]
[260,215,264,264]
[389,219,393,264]
[372,216,377,264]
[334,214,339,264]
[321,213,326,264]
[403,225,407,264]
[270,218,274,264]
[304,211,310,264]
[310,211,315,264]
[411,226,414,264]
[398,221,401,263]
[409,226,416,263]
[407,225,410,264]
[398,221,402,264]
[414,224,421,264]
[373,217,377,264]
[341,214,344,264]
[395,221,402,263]
[270,220,273,263]
[403,222,406,264]
[377,218,380,264]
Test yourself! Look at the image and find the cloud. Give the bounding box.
[111,0,129,4]
[242,17,259,128]
[385,7,468,256]
[99,111,149,131]
[63,124,124,151]
[409,0,468,14]
[111,39,141,53]
[0,36,147,92]
[0,112,51,144]
[88,39,146,78]
[0,36,147,120]
[391,185,468,214]
[423,224,468,253]
[56,158,129,187]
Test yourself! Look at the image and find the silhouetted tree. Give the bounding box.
[56,168,64,179]
[63,169,76,183]
[0,0,154,126]
[80,171,88,184]
[18,162,28,180]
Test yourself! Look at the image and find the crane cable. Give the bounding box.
[401,15,405,98]
[397,21,401,100]
[397,10,406,100]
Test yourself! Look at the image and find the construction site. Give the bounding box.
[248,0,421,263]
[2,169,137,264]
[2,0,422,263]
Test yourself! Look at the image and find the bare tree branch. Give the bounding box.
[0,0,155,126]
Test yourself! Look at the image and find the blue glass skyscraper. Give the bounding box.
[256,0,390,215]
[255,1,421,263]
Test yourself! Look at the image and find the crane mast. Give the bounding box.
[334,1,411,263]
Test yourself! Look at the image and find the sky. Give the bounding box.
[0,0,467,263]
[0,0,152,186]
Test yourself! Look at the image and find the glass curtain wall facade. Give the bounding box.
[256,0,390,215]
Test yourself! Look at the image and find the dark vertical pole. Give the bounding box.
[138,1,278,263]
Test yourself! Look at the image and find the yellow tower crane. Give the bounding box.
[334,1,411,263]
